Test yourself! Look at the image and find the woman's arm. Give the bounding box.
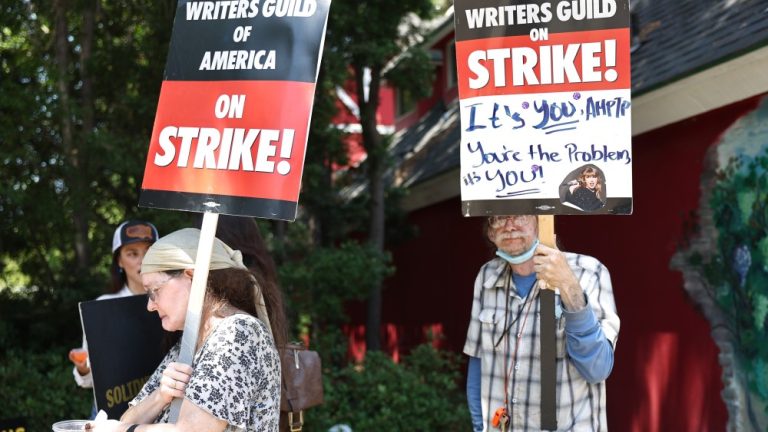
[120,390,170,425]
[92,363,227,432]
[121,362,192,425]
[124,400,228,432]
[90,399,227,432]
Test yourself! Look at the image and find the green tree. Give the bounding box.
[324,0,437,351]
[1,2,183,426]
[0,0,190,356]
[310,344,471,431]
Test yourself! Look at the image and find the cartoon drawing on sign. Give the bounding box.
[560,164,606,211]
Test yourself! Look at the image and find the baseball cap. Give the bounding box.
[112,220,159,253]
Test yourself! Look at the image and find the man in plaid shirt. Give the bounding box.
[464,215,620,431]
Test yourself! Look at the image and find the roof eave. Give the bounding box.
[632,43,768,135]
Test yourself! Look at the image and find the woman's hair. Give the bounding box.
[200,267,286,349]
[211,215,287,349]
[161,264,288,352]
[161,216,288,351]
[579,166,603,199]
[109,254,126,294]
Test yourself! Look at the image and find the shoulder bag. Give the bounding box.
[280,342,324,431]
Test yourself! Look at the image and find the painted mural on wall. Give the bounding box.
[674,95,768,431]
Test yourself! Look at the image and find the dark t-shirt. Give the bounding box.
[566,187,604,211]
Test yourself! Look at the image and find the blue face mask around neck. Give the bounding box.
[496,239,540,265]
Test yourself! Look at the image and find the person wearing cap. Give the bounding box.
[87,228,284,432]
[69,221,160,393]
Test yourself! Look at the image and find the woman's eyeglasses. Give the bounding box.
[145,275,177,302]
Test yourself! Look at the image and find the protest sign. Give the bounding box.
[80,295,165,419]
[454,0,632,216]
[139,0,332,220]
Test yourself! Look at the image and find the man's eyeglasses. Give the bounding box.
[488,215,535,229]
[145,275,177,302]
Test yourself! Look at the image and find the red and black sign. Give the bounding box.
[454,0,630,100]
[140,0,331,220]
[455,28,630,98]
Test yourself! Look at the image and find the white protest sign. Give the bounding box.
[454,0,633,216]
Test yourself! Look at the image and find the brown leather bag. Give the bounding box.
[280,342,324,431]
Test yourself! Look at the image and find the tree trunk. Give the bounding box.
[53,0,91,271]
[273,220,286,265]
[365,156,385,351]
[80,0,95,134]
[355,64,385,352]
[79,0,97,262]
[671,145,768,432]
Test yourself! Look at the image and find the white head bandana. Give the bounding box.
[141,228,271,332]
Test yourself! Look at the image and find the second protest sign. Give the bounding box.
[454,0,633,216]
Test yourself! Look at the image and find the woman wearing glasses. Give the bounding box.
[89,228,285,432]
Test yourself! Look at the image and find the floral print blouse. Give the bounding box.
[130,314,280,431]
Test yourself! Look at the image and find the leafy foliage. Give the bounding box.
[280,242,392,322]
[0,1,208,426]
[309,344,471,432]
[321,0,438,350]
[279,241,393,367]
[385,47,435,101]
[697,149,768,399]
[0,348,92,430]
[0,0,185,348]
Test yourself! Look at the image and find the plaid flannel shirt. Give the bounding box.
[464,254,620,432]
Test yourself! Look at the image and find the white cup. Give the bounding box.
[52,419,89,431]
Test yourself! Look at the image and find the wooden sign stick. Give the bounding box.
[168,211,219,422]
[538,215,557,431]
[538,215,555,248]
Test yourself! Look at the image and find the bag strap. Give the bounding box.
[284,351,304,432]
[287,411,304,431]
[284,382,304,431]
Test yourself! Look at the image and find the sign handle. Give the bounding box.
[538,215,558,431]
[538,215,555,248]
[168,211,220,422]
